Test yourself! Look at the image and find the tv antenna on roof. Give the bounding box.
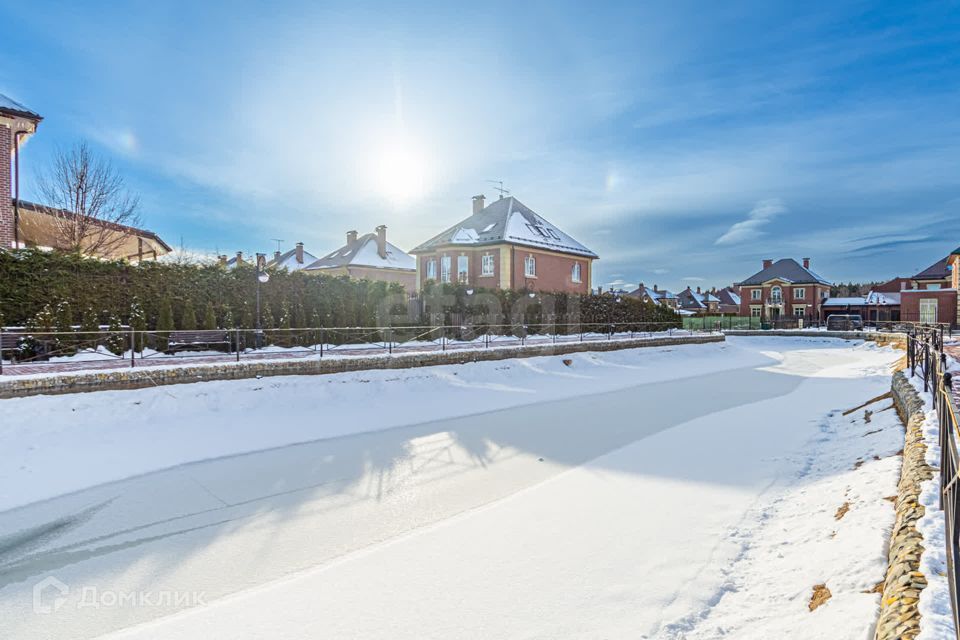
[270,239,285,253]
[486,180,510,199]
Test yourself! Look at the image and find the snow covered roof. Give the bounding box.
[267,245,321,272]
[0,93,41,121]
[737,259,831,286]
[411,196,598,258]
[715,287,741,306]
[822,297,867,307]
[865,291,901,305]
[305,233,415,272]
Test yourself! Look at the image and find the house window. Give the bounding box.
[457,255,469,283]
[920,299,938,324]
[750,306,762,318]
[793,305,806,317]
[524,255,536,277]
[440,255,451,283]
[794,288,805,299]
[426,259,437,281]
[770,286,783,303]
[571,262,582,283]
[481,254,495,277]
[927,283,942,290]
[751,289,761,300]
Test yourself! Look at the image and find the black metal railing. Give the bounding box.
[0,322,707,374]
[907,327,960,636]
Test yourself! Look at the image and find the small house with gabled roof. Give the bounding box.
[411,195,597,292]
[304,226,416,290]
[736,258,831,321]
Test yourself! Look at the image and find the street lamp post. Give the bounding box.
[255,253,270,348]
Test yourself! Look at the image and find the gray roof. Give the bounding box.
[267,246,320,272]
[737,258,831,286]
[411,196,598,258]
[305,233,415,271]
[0,93,41,121]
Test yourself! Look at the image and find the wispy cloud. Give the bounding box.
[682,276,706,282]
[714,199,787,246]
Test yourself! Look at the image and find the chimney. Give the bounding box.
[0,125,12,249]
[696,286,701,294]
[235,251,244,265]
[274,250,282,262]
[218,254,227,266]
[472,194,485,215]
[653,284,658,292]
[762,259,773,269]
[802,257,810,269]
[346,230,358,245]
[375,225,387,259]
[295,242,304,264]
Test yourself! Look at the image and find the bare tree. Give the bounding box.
[35,141,141,257]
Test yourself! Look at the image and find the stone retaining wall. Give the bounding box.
[0,334,724,399]
[875,371,933,640]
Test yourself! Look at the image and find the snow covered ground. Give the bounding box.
[0,337,904,639]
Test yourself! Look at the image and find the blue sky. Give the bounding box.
[2,0,959,291]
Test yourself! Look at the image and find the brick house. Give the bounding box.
[713,286,741,315]
[736,258,831,321]
[677,286,721,315]
[627,283,678,309]
[304,226,416,290]
[898,253,958,326]
[1,93,170,260]
[410,195,597,293]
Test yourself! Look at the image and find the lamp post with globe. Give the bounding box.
[255,253,270,348]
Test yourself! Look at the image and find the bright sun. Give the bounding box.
[374,138,428,205]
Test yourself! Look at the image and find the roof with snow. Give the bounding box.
[627,284,676,303]
[0,93,41,121]
[715,287,741,307]
[305,233,415,272]
[737,259,831,286]
[822,297,868,307]
[865,291,901,305]
[411,196,598,258]
[913,256,950,281]
[267,246,321,272]
[677,288,720,310]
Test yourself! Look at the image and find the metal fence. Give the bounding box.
[907,327,960,636]
[0,321,702,374]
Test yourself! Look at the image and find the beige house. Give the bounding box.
[1,93,170,261]
[304,226,417,290]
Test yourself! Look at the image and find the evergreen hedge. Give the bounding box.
[0,249,679,333]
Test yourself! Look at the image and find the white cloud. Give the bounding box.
[682,276,706,282]
[714,199,787,246]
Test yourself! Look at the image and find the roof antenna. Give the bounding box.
[270,239,285,253]
[486,180,510,200]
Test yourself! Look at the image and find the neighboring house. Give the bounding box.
[304,226,416,290]
[713,286,741,315]
[410,195,597,293]
[736,258,831,320]
[627,283,678,309]
[677,286,721,315]
[900,253,958,326]
[1,94,170,260]
[267,242,319,271]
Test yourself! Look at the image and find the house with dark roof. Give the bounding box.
[1,94,170,260]
[677,286,721,315]
[410,195,597,293]
[627,283,678,309]
[736,258,831,321]
[304,226,416,290]
[712,286,741,315]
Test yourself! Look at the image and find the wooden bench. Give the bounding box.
[0,330,24,355]
[166,330,232,353]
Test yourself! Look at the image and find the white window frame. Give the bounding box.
[794,287,805,300]
[426,258,437,281]
[440,255,451,283]
[524,255,536,278]
[793,305,806,317]
[457,255,469,283]
[571,262,582,283]
[750,288,761,300]
[750,306,762,318]
[481,254,495,277]
[920,299,938,324]
[770,286,783,303]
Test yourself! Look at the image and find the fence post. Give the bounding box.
[0,326,4,375]
[388,328,393,355]
[236,328,241,362]
[130,327,136,368]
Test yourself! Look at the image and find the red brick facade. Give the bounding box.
[417,244,591,293]
[901,289,958,327]
[0,125,12,249]
[738,281,830,319]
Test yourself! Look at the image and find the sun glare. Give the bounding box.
[374,138,429,205]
